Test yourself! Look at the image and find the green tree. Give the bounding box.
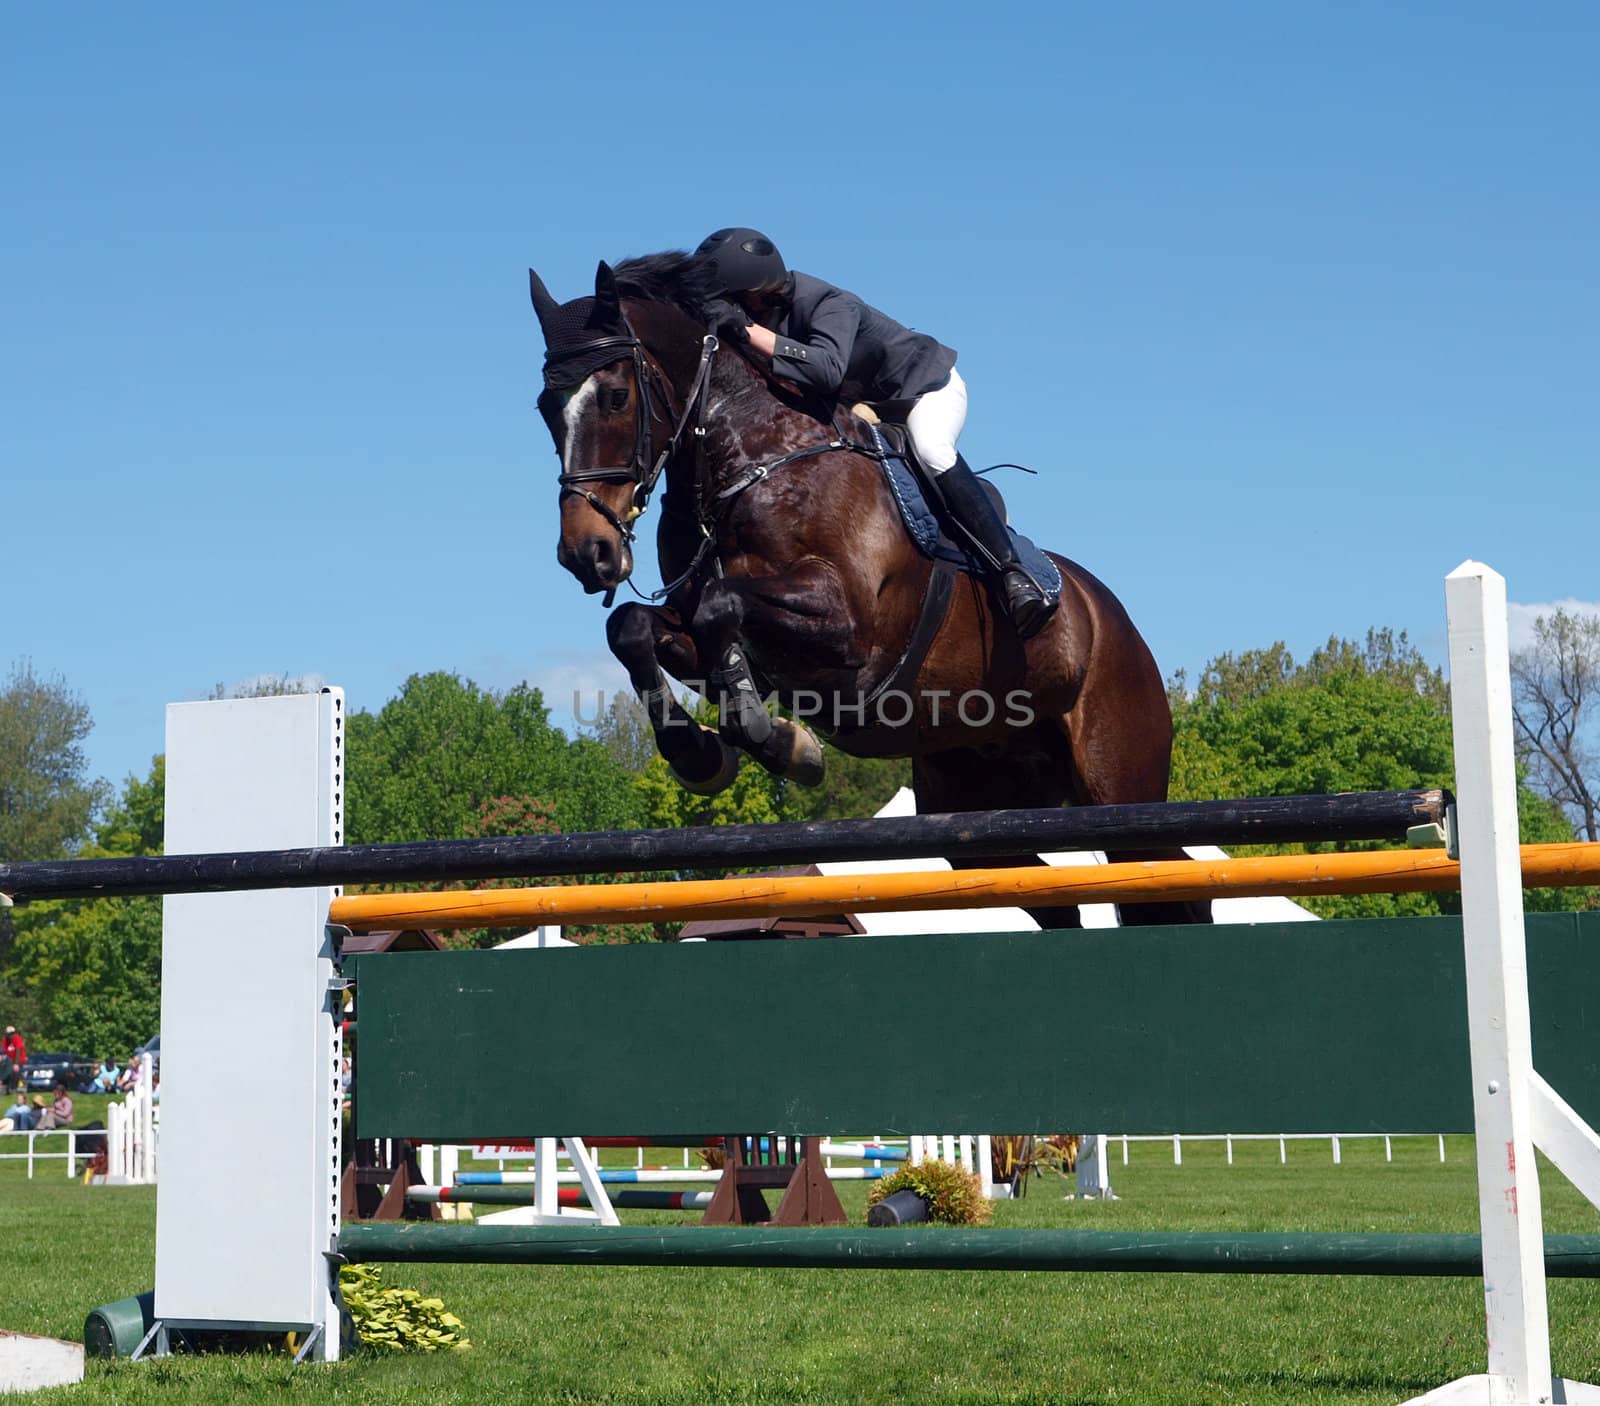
[93,755,165,858]
[345,673,643,844]
[1172,632,1455,810]
[207,672,320,701]
[798,747,911,822]
[1169,630,1587,918]
[0,660,106,864]
[556,735,650,835]
[384,795,662,947]
[13,896,162,1057]
[1512,607,1600,842]
[0,660,107,999]
[635,750,804,831]
[8,756,166,1055]
[585,691,657,775]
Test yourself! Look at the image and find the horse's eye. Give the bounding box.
[607,387,630,414]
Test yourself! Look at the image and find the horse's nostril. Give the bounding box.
[586,536,622,585]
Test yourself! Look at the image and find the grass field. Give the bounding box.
[4,1135,1599,1404]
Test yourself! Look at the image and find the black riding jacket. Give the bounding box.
[764,272,957,407]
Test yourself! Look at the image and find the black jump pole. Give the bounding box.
[0,789,1450,903]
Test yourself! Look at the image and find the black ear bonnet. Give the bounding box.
[537,297,637,391]
[530,266,637,392]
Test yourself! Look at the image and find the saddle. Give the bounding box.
[793,412,1063,734]
[852,412,1063,600]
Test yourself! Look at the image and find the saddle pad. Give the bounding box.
[868,424,1062,599]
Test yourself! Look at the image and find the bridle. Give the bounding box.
[544,317,871,605]
[543,329,719,548]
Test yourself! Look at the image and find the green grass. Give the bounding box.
[5,1136,1600,1404]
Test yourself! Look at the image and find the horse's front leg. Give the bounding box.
[693,572,839,786]
[605,602,740,796]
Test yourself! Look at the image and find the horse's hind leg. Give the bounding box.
[1055,706,1214,928]
[912,740,1085,930]
[605,603,739,796]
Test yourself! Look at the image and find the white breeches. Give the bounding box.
[906,368,968,473]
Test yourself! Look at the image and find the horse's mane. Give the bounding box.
[612,249,778,389]
[612,251,718,324]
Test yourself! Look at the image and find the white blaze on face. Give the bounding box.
[560,375,599,476]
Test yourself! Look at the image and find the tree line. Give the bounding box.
[1,616,1595,1055]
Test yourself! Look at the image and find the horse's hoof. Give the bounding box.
[779,720,825,787]
[670,726,741,796]
[752,718,825,786]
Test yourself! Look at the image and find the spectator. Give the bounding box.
[0,1091,34,1132]
[150,1068,160,1104]
[34,1085,74,1130]
[116,1053,143,1093]
[94,1056,120,1093]
[2,1026,25,1092]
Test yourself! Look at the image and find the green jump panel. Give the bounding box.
[350,912,1600,1141]
[339,1224,1600,1277]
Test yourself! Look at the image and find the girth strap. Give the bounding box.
[845,559,958,729]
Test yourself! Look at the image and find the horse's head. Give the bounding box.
[530,261,671,597]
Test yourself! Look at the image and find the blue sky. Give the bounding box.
[5,2,1597,794]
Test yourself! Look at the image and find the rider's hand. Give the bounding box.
[704,297,749,344]
[744,323,777,357]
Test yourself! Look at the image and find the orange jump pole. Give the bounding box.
[327,843,1600,933]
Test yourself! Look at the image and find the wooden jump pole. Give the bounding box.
[0,789,1449,902]
[327,842,1600,933]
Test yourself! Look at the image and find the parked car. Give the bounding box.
[22,1052,96,1094]
[134,1034,160,1076]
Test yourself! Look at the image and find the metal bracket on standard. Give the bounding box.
[1445,804,1460,861]
[1406,822,1449,849]
[290,1323,324,1365]
[326,923,352,961]
[129,1321,167,1361]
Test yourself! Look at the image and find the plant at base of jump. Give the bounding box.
[989,1134,1079,1196]
[338,1264,471,1353]
[866,1158,993,1226]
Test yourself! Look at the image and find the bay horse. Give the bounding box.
[530,254,1209,927]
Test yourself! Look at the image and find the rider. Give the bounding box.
[693,228,1056,640]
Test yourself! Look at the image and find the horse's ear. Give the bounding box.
[592,260,623,328]
[528,269,561,330]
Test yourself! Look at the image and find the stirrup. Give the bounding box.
[1001,569,1056,641]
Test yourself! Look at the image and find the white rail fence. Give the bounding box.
[0,1127,91,1178]
[0,1087,160,1182]
[4,1118,1445,1188]
[1115,1131,1448,1166]
[98,1085,159,1185]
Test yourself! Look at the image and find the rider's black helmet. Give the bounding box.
[695,228,787,296]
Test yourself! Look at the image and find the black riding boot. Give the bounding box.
[937,457,1056,640]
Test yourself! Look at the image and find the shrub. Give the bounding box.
[865,1158,992,1226]
[339,1264,471,1353]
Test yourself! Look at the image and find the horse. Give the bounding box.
[530,253,1210,927]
